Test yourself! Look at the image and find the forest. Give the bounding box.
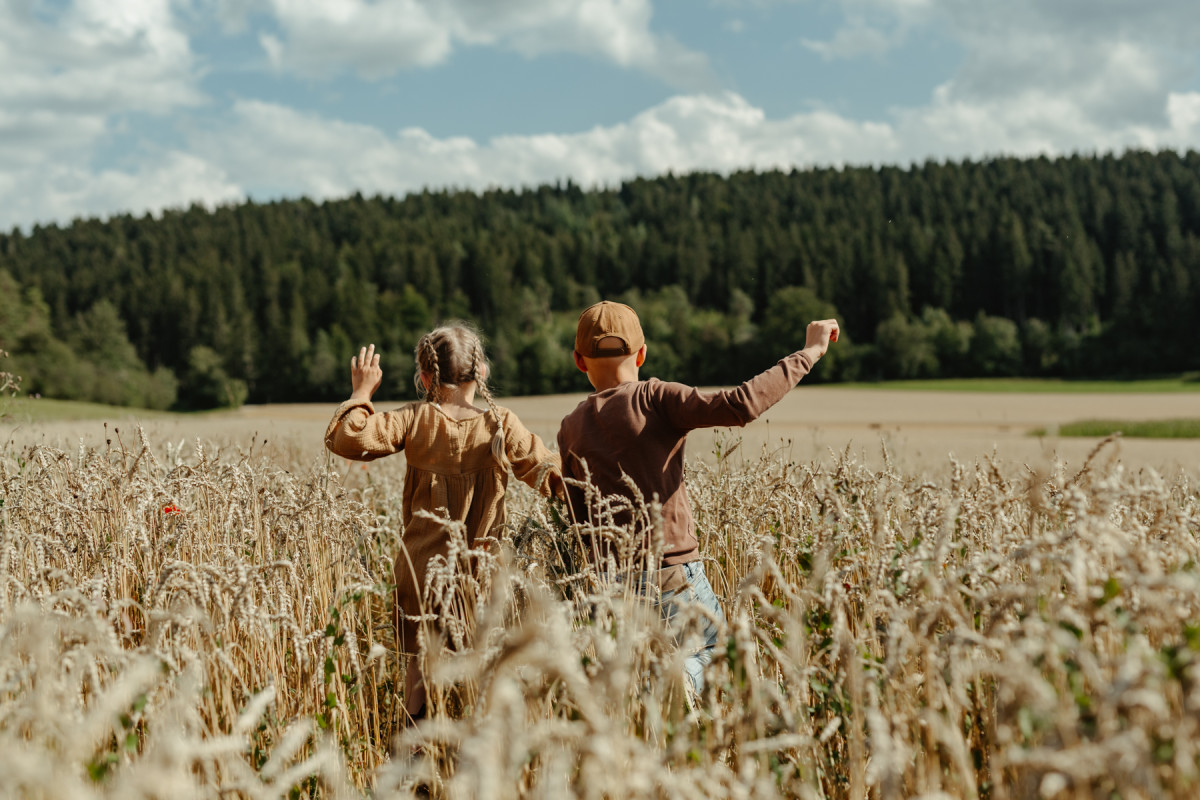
[1,148,1198,409]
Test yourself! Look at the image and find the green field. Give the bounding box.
[1049,418,1200,439]
[842,375,1200,393]
[0,396,181,423]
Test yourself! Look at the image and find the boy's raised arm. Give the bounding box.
[658,318,840,431]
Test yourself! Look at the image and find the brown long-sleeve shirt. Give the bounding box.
[556,350,816,567]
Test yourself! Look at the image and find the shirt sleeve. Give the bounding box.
[324,399,413,461]
[654,350,816,432]
[504,409,566,501]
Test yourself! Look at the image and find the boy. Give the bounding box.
[556,300,839,693]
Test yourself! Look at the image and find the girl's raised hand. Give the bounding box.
[350,344,383,401]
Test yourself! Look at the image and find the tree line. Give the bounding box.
[1,149,1198,409]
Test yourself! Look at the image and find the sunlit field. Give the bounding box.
[2,387,1199,797]
[6,383,1200,475]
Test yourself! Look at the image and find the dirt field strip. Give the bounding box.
[4,387,1197,476]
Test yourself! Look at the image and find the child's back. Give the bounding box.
[557,359,815,566]
[329,398,559,605]
[557,301,833,566]
[325,326,562,726]
[556,301,838,693]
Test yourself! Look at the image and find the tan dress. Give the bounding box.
[325,399,563,653]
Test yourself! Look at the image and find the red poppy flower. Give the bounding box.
[164,504,182,516]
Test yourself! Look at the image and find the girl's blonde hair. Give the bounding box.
[414,322,509,469]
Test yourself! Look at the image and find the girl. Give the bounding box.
[324,324,563,726]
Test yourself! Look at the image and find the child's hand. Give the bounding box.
[350,344,383,401]
[803,319,840,359]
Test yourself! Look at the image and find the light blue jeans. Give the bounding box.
[635,561,726,693]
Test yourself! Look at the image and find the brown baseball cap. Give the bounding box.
[575,300,645,358]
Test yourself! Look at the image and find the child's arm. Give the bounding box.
[659,318,840,431]
[503,410,566,501]
[324,344,412,461]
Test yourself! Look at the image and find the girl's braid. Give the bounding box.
[417,334,443,403]
[472,339,510,470]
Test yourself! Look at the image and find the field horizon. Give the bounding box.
[5,380,1198,478]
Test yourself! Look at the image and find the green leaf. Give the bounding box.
[1103,577,1121,602]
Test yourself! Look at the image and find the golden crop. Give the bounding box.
[1,430,1198,798]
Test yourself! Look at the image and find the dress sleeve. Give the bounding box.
[653,350,817,432]
[324,399,414,461]
[503,409,565,501]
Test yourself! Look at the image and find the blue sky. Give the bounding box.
[3,0,1199,231]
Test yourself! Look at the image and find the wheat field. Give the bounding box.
[2,398,1199,798]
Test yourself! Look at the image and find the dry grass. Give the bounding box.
[1,426,1199,798]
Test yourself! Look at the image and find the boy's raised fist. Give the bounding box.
[804,319,840,357]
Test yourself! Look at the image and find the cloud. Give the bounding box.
[0,110,107,172]
[257,0,453,78]
[8,80,1200,231]
[0,151,243,232]
[5,0,1200,230]
[0,0,203,118]
[185,94,898,202]
[0,0,215,228]
[182,86,1200,213]
[801,19,894,60]
[207,0,267,33]
[809,0,1200,131]
[253,0,714,89]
